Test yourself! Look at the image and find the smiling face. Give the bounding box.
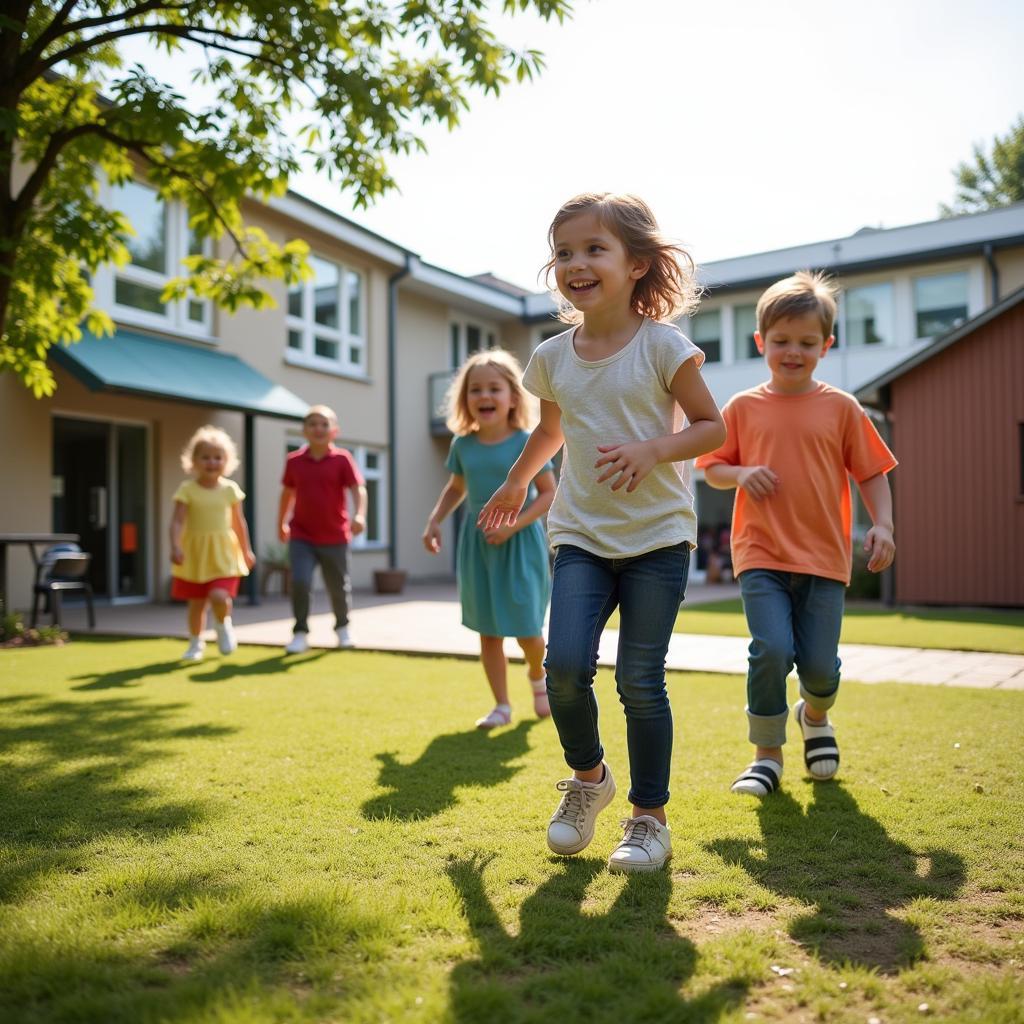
[194,442,227,483]
[755,312,834,394]
[465,363,515,431]
[552,210,647,317]
[303,412,338,449]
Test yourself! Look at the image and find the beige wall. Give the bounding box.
[993,244,1024,298]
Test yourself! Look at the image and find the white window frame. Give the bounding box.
[92,179,214,340]
[841,279,897,348]
[285,253,367,377]
[449,315,499,368]
[911,267,973,341]
[350,445,387,550]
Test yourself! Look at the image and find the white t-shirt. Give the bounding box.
[523,317,704,558]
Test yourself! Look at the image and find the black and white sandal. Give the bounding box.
[730,758,783,797]
[794,699,840,780]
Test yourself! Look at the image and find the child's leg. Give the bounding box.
[187,598,207,637]
[288,540,317,634]
[316,543,352,629]
[517,635,549,717]
[545,545,618,782]
[614,543,689,825]
[479,635,509,705]
[209,587,231,623]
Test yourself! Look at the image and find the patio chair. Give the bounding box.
[31,551,96,629]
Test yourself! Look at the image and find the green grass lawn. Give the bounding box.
[607,600,1024,654]
[2,637,1023,1023]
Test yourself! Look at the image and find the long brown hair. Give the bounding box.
[444,349,534,436]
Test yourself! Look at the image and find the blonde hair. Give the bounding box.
[304,404,338,426]
[543,192,701,325]
[180,425,239,476]
[756,270,838,339]
[444,349,534,436]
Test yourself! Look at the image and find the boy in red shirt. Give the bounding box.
[278,405,367,653]
[696,271,897,796]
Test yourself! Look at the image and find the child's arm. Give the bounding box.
[483,469,556,546]
[277,486,296,542]
[478,400,564,529]
[423,474,467,553]
[703,463,780,501]
[856,472,895,572]
[169,501,187,565]
[231,502,257,569]
[594,358,726,492]
[349,483,368,537]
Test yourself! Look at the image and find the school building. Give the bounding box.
[1,178,1023,612]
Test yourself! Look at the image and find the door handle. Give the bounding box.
[89,485,108,529]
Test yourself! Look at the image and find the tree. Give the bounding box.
[941,114,1024,218]
[1,1,572,396]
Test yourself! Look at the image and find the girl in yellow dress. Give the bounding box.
[170,426,256,661]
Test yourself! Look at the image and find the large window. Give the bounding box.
[690,310,721,363]
[914,271,968,338]
[450,321,497,369]
[735,303,759,359]
[287,254,366,374]
[351,446,386,548]
[845,282,894,346]
[103,180,211,332]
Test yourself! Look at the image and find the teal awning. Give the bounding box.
[51,328,308,420]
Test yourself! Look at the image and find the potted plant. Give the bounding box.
[373,567,407,594]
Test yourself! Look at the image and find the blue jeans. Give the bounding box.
[738,569,845,748]
[545,542,690,809]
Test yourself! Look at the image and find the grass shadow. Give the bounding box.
[188,649,328,683]
[447,856,748,1022]
[0,693,233,904]
[708,782,965,972]
[362,720,538,821]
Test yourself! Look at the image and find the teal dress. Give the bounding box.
[446,431,553,637]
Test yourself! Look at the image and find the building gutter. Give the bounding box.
[387,254,412,570]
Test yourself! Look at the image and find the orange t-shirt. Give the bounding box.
[695,382,897,584]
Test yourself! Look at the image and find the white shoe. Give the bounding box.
[215,618,237,655]
[336,625,355,649]
[607,815,672,873]
[547,763,616,855]
[285,632,309,655]
[181,637,205,662]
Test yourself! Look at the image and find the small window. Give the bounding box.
[914,271,968,338]
[845,283,894,347]
[691,310,721,363]
[351,447,386,547]
[286,253,366,373]
[735,304,759,359]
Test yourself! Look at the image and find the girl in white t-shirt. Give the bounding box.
[479,193,725,873]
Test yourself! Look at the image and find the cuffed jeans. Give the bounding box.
[545,542,690,809]
[289,539,352,633]
[738,569,845,748]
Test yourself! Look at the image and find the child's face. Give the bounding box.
[755,312,834,394]
[552,211,648,316]
[465,364,515,430]
[194,443,227,480]
[303,414,338,446]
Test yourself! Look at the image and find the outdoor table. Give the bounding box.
[0,533,80,613]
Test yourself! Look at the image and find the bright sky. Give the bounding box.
[121,0,1024,291]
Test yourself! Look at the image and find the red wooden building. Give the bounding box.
[857,286,1024,607]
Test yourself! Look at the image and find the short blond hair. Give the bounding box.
[180,425,239,476]
[543,192,701,325]
[444,349,534,436]
[304,404,338,426]
[757,270,838,339]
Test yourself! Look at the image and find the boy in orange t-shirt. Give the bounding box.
[696,271,897,796]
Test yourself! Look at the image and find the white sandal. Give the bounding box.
[475,704,512,730]
[529,673,550,718]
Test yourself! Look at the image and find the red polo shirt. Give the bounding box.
[282,445,364,545]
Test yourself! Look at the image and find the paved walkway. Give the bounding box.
[60,581,1024,690]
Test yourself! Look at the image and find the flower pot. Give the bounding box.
[373,568,407,594]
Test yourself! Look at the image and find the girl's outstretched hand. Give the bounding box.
[423,520,442,554]
[595,440,657,493]
[477,480,528,530]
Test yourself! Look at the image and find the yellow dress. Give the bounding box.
[171,479,249,583]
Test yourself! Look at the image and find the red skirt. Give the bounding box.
[171,576,241,600]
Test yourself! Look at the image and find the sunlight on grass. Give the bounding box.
[0,637,1022,1022]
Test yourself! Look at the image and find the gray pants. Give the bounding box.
[289,539,351,633]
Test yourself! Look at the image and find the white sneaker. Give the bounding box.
[547,763,616,855]
[215,618,237,655]
[181,637,205,662]
[336,625,355,649]
[607,815,672,873]
[285,632,309,655]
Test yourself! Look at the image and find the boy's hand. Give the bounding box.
[484,523,516,546]
[278,523,290,543]
[478,480,528,530]
[170,544,184,566]
[352,514,366,537]
[737,465,779,501]
[595,440,657,493]
[864,525,895,572]
[243,548,257,570]
[423,520,442,554]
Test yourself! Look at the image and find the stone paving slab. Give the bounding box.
[57,583,1024,690]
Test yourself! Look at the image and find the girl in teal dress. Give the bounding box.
[423,350,556,729]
